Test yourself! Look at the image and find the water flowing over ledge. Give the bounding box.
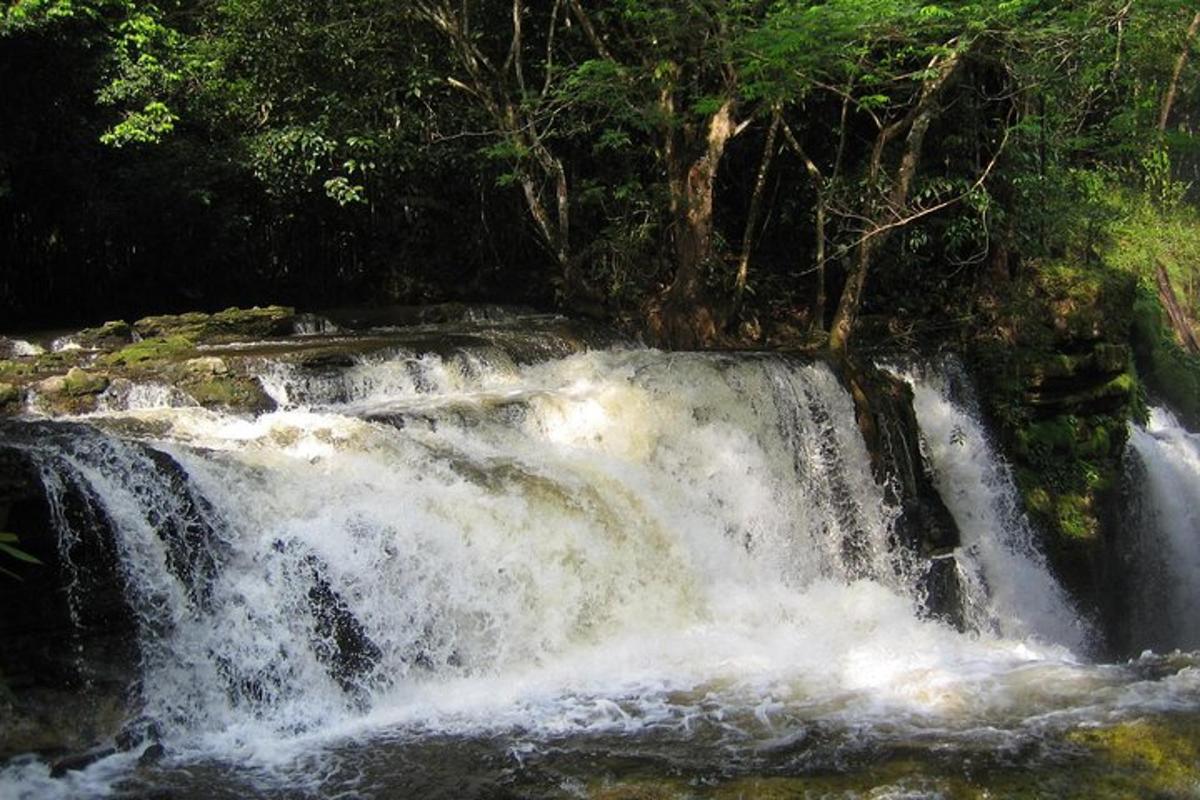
[1,318,1198,799]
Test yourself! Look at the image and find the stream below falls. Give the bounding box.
[2,317,1200,798]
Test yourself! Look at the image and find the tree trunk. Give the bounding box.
[1159,11,1200,134]
[813,197,828,333]
[779,120,828,334]
[733,111,781,316]
[658,99,738,348]
[1156,260,1200,355]
[829,239,879,356]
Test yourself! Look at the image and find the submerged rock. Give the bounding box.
[49,746,117,778]
[137,743,165,767]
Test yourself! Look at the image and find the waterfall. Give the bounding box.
[7,337,1200,798]
[900,361,1093,653]
[1125,408,1200,651]
[19,350,956,744]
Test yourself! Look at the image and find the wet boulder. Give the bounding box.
[832,356,964,626]
[0,426,141,758]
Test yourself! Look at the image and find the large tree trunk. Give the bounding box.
[829,238,880,356]
[656,100,738,348]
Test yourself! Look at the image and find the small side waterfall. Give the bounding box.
[901,361,1092,653]
[1125,408,1200,651]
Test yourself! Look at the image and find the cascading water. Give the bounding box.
[900,360,1093,652]
[2,325,1200,799]
[1125,407,1200,651]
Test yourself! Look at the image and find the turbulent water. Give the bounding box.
[2,322,1200,799]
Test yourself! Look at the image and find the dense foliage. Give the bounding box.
[3,0,1200,352]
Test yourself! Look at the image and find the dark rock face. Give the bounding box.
[0,426,141,759]
[833,356,965,628]
[971,263,1140,653]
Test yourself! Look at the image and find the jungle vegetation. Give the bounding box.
[3,0,1200,357]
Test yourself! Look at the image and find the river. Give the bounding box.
[2,316,1199,798]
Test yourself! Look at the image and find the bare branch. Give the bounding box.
[567,0,616,62]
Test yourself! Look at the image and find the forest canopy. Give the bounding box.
[3,0,1200,351]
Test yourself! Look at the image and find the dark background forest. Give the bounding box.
[4,0,1200,355]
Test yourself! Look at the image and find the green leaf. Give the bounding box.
[0,536,43,565]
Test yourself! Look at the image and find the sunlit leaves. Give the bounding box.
[100,99,177,145]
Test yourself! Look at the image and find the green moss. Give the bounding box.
[0,360,33,380]
[0,353,86,382]
[570,714,1200,799]
[133,305,294,343]
[1054,493,1095,540]
[1067,717,1200,797]
[182,375,273,413]
[590,780,690,800]
[0,382,18,408]
[32,352,81,373]
[101,336,196,367]
[62,367,108,397]
[1131,285,1200,429]
[971,257,1142,601]
[74,320,134,349]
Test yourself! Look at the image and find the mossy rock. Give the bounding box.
[31,375,100,416]
[63,367,108,397]
[101,336,196,368]
[971,260,1142,624]
[133,305,295,344]
[31,351,83,374]
[1066,716,1200,798]
[580,716,1200,799]
[179,374,275,414]
[0,382,19,412]
[0,361,31,383]
[73,320,134,350]
[590,781,689,800]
